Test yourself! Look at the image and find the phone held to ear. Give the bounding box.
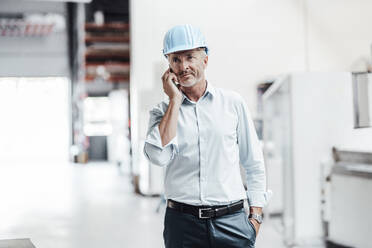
[169,67,178,86]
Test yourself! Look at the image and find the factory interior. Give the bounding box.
[0,0,372,247]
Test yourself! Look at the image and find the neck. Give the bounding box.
[180,79,207,102]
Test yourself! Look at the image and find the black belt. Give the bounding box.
[167,199,244,219]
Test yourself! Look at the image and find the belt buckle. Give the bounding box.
[199,208,212,219]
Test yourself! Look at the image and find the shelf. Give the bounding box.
[86,49,129,56]
[85,75,130,83]
[85,23,129,31]
[84,22,130,84]
[85,35,130,43]
[85,57,129,64]
[85,61,130,67]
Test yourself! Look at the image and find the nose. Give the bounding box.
[179,59,189,72]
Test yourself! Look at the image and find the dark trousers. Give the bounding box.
[163,207,256,248]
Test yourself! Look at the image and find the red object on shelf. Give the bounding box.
[0,20,55,36]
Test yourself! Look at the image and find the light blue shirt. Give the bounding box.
[143,82,269,207]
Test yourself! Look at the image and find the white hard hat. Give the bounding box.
[163,24,209,57]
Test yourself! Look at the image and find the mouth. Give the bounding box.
[181,73,192,78]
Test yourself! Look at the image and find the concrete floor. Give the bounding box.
[0,162,285,248]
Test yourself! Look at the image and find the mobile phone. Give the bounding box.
[169,67,178,85]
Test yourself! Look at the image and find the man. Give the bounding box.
[144,24,270,248]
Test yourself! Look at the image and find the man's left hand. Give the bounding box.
[248,206,262,236]
[249,218,260,236]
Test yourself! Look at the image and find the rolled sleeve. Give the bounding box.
[236,95,271,207]
[143,103,178,167]
[246,190,273,208]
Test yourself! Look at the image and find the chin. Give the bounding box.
[180,80,197,87]
[180,78,193,84]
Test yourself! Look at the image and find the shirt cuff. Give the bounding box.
[246,190,273,207]
[145,125,179,153]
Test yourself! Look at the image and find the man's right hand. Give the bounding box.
[161,68,183,103]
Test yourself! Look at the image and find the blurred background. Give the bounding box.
[0,0,371,247]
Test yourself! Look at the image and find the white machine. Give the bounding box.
[262,72,372,247]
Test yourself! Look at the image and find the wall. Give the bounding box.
[306,0,372,72]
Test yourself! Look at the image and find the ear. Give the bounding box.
[203,55,208,68]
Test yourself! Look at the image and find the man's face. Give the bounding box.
[168,48,208,87]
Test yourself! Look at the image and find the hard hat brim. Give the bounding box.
[163,45,208,57]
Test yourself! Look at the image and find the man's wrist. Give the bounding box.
[249,206,262,215]
[248,213,263,224]
[170,97,182,106]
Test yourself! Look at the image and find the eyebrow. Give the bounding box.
[173,52,195,58]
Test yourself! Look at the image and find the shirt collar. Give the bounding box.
[181,80,215,104]
[205,80,215,97]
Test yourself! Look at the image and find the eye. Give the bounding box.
[173,57,180,63]
[187,55,194,60]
